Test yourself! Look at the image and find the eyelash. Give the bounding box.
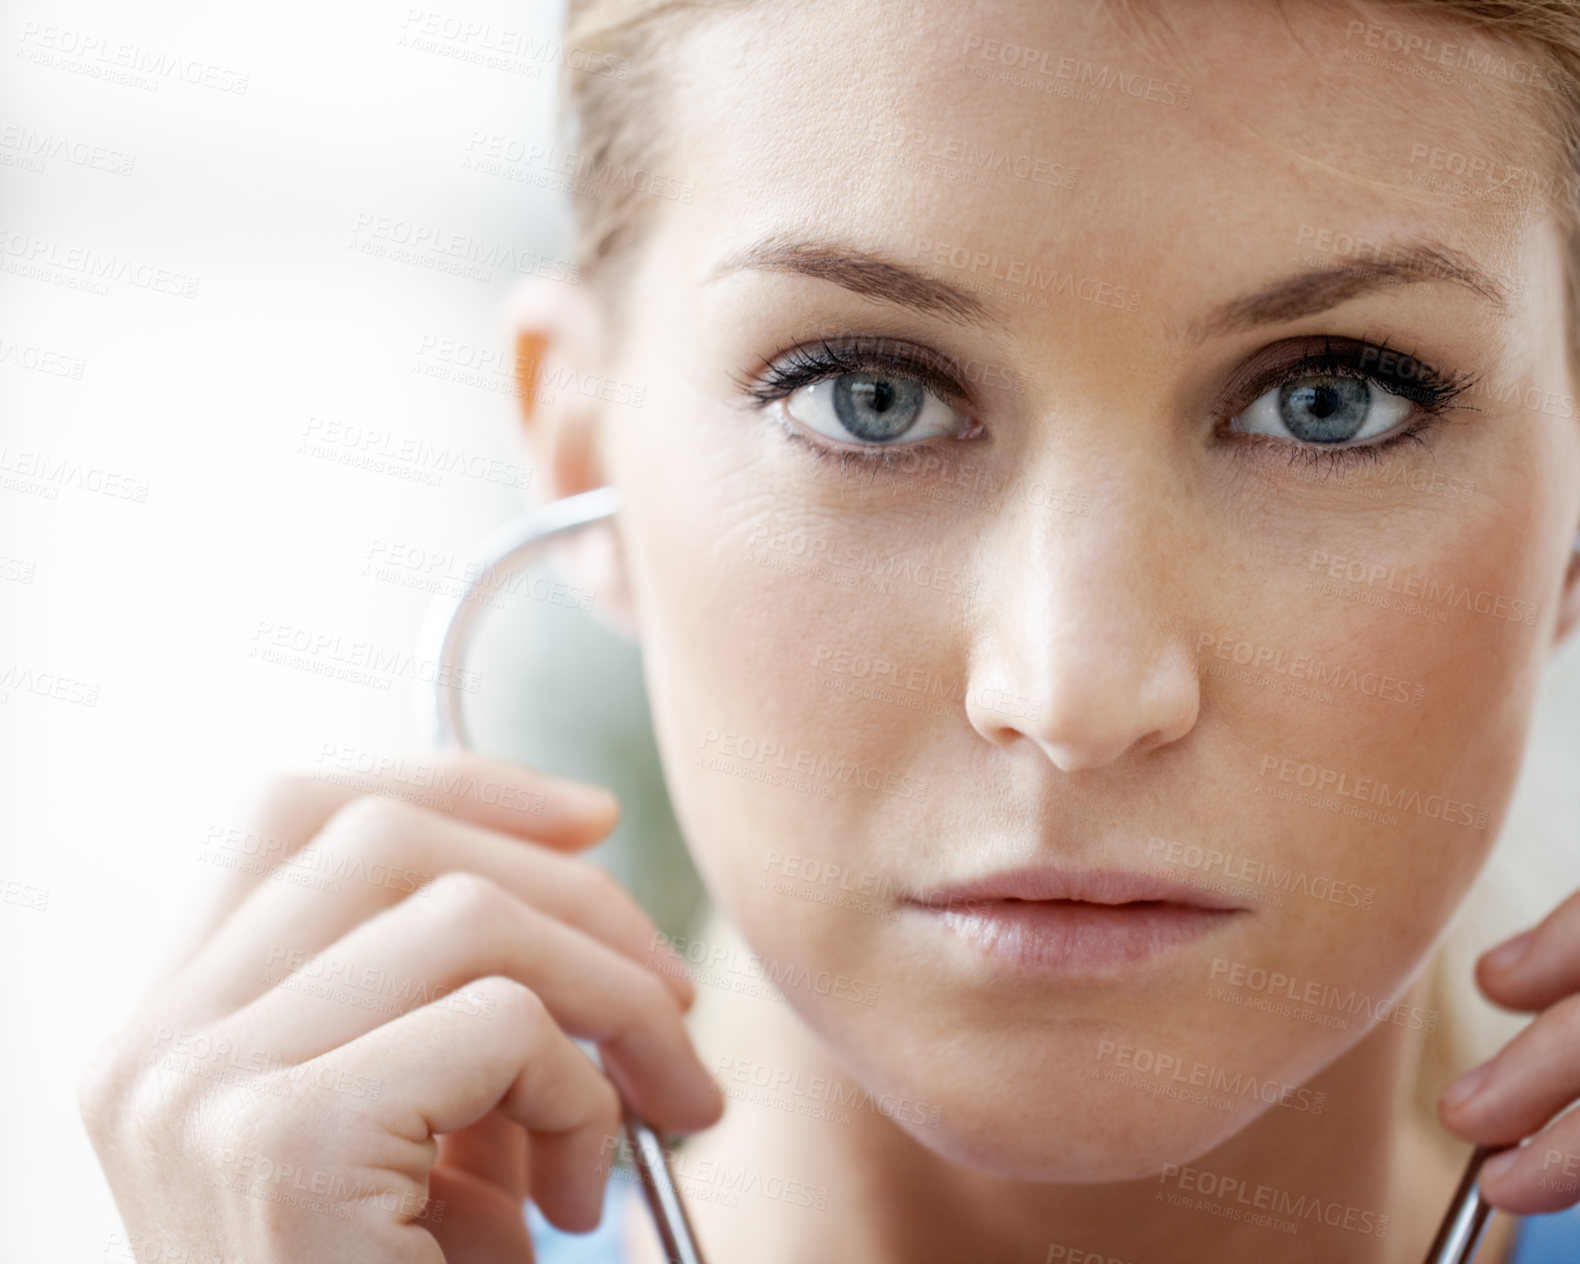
[731,337,980,477]
[734,334,1480,476]
[1221,334,1479,474]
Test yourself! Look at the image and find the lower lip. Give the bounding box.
[915,900,1243,975]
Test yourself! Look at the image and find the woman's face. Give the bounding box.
[591,0,1580,1178]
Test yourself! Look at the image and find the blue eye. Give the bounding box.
[1231,372,1416,446]
[1223,334,1480,456]
[785,371,966,446]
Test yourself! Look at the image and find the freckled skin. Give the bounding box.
[523,0,1580,1259]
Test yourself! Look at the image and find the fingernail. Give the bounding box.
[1484,929,1535,972]
[1481,1148,1520,1184]
[1442,1061,1493,1109]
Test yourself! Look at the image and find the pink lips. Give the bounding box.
[906,867,1247,974]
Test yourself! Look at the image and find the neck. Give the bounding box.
[627,910,1517,1264]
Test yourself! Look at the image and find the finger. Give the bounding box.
[174,795,692,1022]
[320,975,621,1232]
[436,1109,529,1201]
[192,755,621,941]
[1477,1109,1580,1214]
[425,1164,537,1263]
[230,872,722,1134]
[181,774,367,955]
[1477,889,1580,1012]
[1439,993,1580,1146]
[289,751,621,847]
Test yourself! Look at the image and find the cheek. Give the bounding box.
[1223,490,1551,930]
[608,420,958,966]
[1183,473,1557,1067]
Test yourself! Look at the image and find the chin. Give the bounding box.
[881,1071,1269,1183]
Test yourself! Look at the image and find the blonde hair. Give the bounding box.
[554,0,1580,1109]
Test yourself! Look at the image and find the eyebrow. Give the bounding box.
[1190,240,1512,342]
[706,235,996,328]
[706,233,1512,338]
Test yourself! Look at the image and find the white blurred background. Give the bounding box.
[3,2,1580,1260]
[0,2,702,1258]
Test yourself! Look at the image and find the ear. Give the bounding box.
[505,275,639,639]
[1554,529,1580,647]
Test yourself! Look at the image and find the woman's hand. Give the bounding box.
[78,753,722,1262]
[1439,888,1580,1213]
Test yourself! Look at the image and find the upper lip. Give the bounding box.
[907,866,1246,911]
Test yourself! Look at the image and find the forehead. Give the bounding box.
[652,0,1554,310]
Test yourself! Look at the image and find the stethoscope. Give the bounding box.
[415,487,1580,1264]
[414,485,706,1264]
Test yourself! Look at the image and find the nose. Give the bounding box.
[964,479,1201,773]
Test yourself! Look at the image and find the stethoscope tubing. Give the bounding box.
[1422,1145,1514,1264]
[414,486,708,1264]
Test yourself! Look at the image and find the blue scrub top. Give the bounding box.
[526,1178,1580,1262]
